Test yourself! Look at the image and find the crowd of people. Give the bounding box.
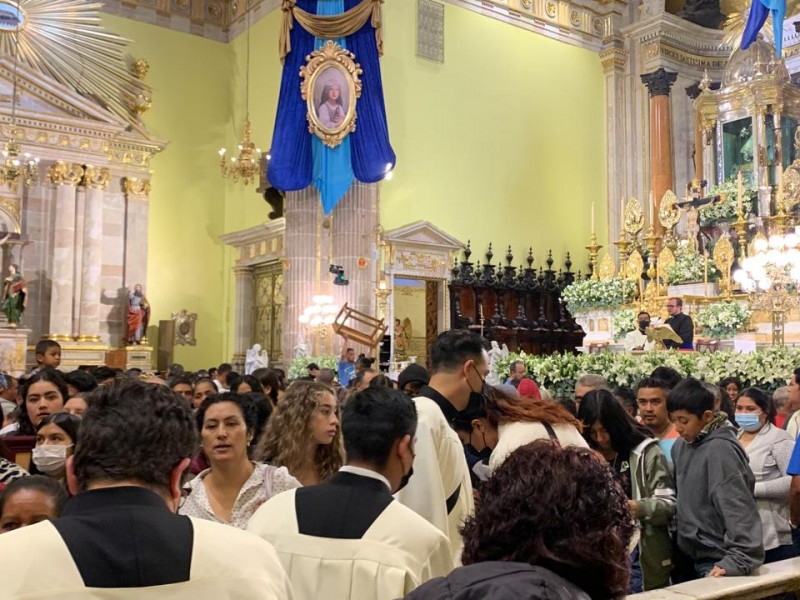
[0,332,799,598]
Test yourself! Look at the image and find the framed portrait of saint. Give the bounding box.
[301,40,363,148]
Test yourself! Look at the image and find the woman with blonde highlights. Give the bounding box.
[255,380,344,485]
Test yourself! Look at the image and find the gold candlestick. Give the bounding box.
[733,213,748,265]
[643,223,661,295]
[586,233,603,281]
[613,232,631,279]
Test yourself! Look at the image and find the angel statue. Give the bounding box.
[487,340,505,386]
[245,343,269,375]
[394,318,411,359]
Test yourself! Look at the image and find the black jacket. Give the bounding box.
[664,312,694,349]
[403,562,591,600]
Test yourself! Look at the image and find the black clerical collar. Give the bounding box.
[63,486,169,516]
[418,385,460,423]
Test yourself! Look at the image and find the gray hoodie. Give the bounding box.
[672,425,765,575]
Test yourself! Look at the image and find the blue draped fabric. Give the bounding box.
[312,1,353,215]
[741,0,786,57]
[268,0,395,211]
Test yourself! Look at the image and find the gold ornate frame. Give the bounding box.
[300,40,363,149]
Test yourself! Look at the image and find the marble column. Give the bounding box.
[45,162,83,341]
[122,177,151,290]
[330,182,379,353]
[600,43,629,250]
[78,166,109,342]
[641,68,678,235]
[233,265,253,362]
[282,188,321,358]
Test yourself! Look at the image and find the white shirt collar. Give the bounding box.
[338,465,392,491]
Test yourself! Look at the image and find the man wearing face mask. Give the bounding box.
[624,311,656,352]
[0,379,293,600]
[396,330,484,564]
[248,386,453,599]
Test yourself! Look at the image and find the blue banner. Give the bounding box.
[269,0,395,214]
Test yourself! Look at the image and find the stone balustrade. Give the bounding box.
[630,558,800,599]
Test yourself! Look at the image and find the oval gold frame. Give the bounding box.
[300,40,363,149]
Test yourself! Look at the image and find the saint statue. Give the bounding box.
[394,318,410,359]
[245,343,269,375]
[126,284,150,345]
[1,264,26,328]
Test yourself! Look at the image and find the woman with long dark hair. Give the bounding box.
[736,386,796,563]
[579,389,675,592]
[0,368,68,437]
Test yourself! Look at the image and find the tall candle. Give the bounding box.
[703,246,709,297]
[778,170,785,209]
[736,171,743,215]
[591,201,595,235]
[621,197,625,231]
[649,191,654,225]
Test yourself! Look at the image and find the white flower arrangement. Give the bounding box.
[561,277,635,314]
[665,240,719,285]
[695,301,751,340]
[701,178,758,226]
[288,354,338,379]
[612,309,637,341]
[493,346,799,397]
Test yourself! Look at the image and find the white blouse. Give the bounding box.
[179,462,301,529]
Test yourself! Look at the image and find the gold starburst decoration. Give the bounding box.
[0,0,149,126]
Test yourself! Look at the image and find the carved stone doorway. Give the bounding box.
[251,262,284,365]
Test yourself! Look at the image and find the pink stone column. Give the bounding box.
[45,162,82,341]
[330,182,379,355]
[78,167,109,342]
[233,265,253,362]
[282,188,321,358]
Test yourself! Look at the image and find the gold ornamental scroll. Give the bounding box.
[280,0,384,63]
[659,190,681,250]
[598,253,616,280]
[713,234,735,296]
[657,247,675,285]
[623,197,645,237]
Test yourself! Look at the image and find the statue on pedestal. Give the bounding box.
[245,343,269,374]
[126,284,150,345]
[1,264,26,328]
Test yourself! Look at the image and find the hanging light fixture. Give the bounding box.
[0,18,38,190]
[218,0,261,185]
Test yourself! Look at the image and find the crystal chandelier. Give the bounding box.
[1,22,38,190]
[733,233,800,346]
[218,0,261,186]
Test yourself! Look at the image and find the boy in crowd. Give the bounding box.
[668,378,764,579]
[31,340,61,374]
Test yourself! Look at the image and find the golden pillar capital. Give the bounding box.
[84,165,110,190]
[122,176,151,196]
[46,162,83,186]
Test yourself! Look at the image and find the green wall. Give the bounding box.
[102,2,607,368]
[101,15,232,368]
[378,2,607,268]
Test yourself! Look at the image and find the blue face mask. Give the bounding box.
[735,413,762,432]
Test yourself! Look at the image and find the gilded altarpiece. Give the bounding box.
[251,263,284,364]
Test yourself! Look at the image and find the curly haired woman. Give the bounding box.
[404,441,634,600]
[255,380,344,486]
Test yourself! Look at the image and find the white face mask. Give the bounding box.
[32,444,71,475]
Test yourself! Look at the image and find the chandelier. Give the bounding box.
[298,294,338,355]
[733,233,800,346]
[1,21,38,190]
[218,0,261,186]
